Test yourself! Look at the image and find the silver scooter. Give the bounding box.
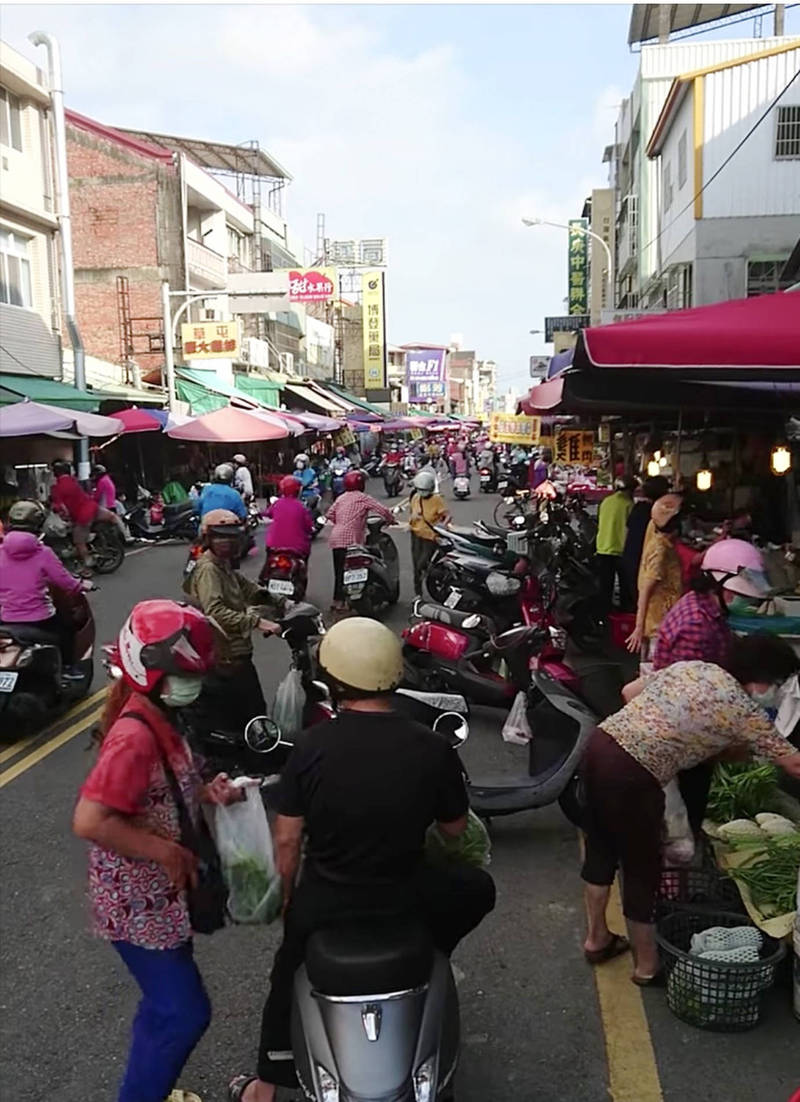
[244,701,468,1102]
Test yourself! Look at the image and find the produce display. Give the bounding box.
[705,762,780,824]
[726,835,800,918]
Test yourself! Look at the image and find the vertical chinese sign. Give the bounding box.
[567,219,589,316]
[362,271,386,390]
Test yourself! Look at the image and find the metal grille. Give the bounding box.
[775,105,800,160]
[507,530,530,556]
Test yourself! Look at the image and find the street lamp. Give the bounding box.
[522,217,614,312]
[529,329,543,336]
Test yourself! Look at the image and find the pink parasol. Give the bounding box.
[166,405,288,442]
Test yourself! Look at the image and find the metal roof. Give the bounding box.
[628,4,765,45]
[114,127,292,181]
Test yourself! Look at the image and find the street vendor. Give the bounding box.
[580,634,800,986]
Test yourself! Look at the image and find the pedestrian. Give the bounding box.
[530,449,550,490]
[198,464,247,521]
[73,599,245,1102]
[228,618,495,1102]
[626,493,683,656]
[408,469,450,596]
[232,454,254,501]
[324,469,395,612]
[262,476,313,558]
[594,476,637,614]
[580,635,800,984]
[50,459,121,572]
[620,475,669,609]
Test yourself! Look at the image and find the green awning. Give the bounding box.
[324,382,386,415]
[0,373,101,411]
[175,367,266,415]
[233,372,280,407]
[174,377,227,415]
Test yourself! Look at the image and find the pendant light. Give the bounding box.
[771,443,791,475]
[696,466,713,492]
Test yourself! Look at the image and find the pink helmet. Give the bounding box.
[701,539,770,598]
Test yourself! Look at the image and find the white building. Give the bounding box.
[646,39,800,306]
[0,39,61,379]
[608,35,798,309]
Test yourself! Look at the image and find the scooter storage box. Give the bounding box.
[404,620,471,662]
[609,611,636,650]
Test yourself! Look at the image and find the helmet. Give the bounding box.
[52,460,71,477]
[7,499,46,533]
[318,617,404,695]
[701,539,770,597]
[200,508,242,535]
[116,599,215,693]
[91,464,107,478]
[413,470,436,496]
[294,453,309,469]
[343,470,366,492]
[213,462,235,484]
[650,493,682,531]
[279,475,301,497]
[232,453,247,465]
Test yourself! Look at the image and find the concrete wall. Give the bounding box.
[694,214,800,303]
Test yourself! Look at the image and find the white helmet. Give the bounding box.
[233,453,247,465]
[413,469,436,497]
[295,453,309,469]
[213,462,235,484]
[318,617,404,695]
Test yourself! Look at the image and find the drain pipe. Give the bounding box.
[29,31,89,479]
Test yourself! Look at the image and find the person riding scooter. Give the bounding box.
[0,499,92,678]
[328,446,351,498]
[228,616,496,1102]
[185,509,280,734]
[50,459,121,572]
[263,476,314,560]
[292,453,319,505]
[325,469,396,612]
[233,453,254,502]
[198,463,247,521]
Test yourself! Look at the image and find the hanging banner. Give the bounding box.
[181,320,240,359]
[489,412,541,445]
[567,219,589,316]
[362,271,386,390]
[287,268,337,303]
[554,428,595,465]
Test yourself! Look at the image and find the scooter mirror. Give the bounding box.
[311,679,332,701]
[433,711,470,747]
[244,715,284,753]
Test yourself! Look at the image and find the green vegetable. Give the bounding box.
[425,810,491,869]
[727,834,800,916]
[706,762,779,824]
[716,819,764,842]
[225,854,280,923]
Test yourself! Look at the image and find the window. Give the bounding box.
[0,88,23,151]
[678,130,688,188]
[0,228,33,307]
[746,257,792,297]
[665,263,693,309]
[775,105,800,159]
[663,160,673,210]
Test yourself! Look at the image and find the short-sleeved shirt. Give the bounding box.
[409,491,448,541]
[596,491,634,557]
[274,710,468,884]
[601,661,794,786]
[325,491,394,550]
[80,694,203,949]
[652,589,732,671]
[51,474,97,527]
[638,523,683,637]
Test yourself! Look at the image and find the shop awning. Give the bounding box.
[0,305,61,381]
[0,373,102,411]
[284,382,344,415]
[289,410,344,433]
[166,405,288,443]
[0,399,123,437]
[519,379,566,415]
[112,407,163,433]
[323,382,387,416]
[175,368,262,415]
[233,372,281,408]
[575,291,800,377]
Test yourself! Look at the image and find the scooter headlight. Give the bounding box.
[316,1064,339,1101]
[486,572,521,596]
[413,1056,436,1102]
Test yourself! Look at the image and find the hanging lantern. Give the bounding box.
[646,459,660,477]
[696,467,713,492]
[771,444,791,475]
[658,455,668,468]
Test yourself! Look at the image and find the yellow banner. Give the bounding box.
[555,428,595,465]
[362,271,386,390]
[489,413,540,445]
[181,320,240,360]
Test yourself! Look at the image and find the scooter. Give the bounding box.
[258,548,309,606]
[43,512,125,575]
[382,462,404,498]
[478,466,496,493]
[0,587,95,737]
[452,474,471,500]
[343,516,400,616]
[124,493,198,543]
[329,458,351,499]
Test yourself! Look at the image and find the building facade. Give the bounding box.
[0,40,61,379]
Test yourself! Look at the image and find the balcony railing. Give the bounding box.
[186,237,227,288]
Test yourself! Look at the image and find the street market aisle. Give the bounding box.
[0,494,797,1102]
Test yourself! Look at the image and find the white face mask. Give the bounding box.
[160,674,204,708]
[749,684,781,711]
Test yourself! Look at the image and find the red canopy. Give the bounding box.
[578,292,800,374]
[166,405,288,442]
[518,378,564,415]
[113,407,163,433]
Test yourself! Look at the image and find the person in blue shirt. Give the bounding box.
[198,464,247,520]
[292,453,319,503]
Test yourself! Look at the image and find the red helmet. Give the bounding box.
[280,475,301,497]
[115,599,215,693]
[344,469,366,492]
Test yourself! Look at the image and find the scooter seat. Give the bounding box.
[306,920,433,997]
[415,602,495,634]
[475,521,511,538]
[0,620,60,647]
[447,525,503,547]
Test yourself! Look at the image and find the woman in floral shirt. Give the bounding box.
[73,600,241,1102]
[581,634,800,985]
[626,493,684,655]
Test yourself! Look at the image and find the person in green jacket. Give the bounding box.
[162,476,189,505]
[594,476,636,614]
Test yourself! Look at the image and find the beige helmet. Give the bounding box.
[318,617,404,694]
[200,508,242,534]
[650,493,682,531]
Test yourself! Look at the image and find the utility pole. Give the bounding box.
[774,4,785,35]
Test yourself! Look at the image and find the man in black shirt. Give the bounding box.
[230,618,495,1102]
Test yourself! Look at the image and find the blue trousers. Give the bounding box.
[113,940,211,1102]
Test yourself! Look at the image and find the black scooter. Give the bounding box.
[125,496,198,543]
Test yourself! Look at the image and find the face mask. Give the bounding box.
[160,674,204,708]
[727,595,756,615]
[749,684,780,711]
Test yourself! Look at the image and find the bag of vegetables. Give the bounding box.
[213,782,281,924]
[424,810,491,869]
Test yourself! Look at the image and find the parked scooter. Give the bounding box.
[343,515,401,616]
[478,466,497,493]
[43,511,125,575]
[258,548,308,606]
[0,587,95,736]
[124,491,198,544]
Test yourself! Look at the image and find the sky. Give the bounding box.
[3,2,798,394]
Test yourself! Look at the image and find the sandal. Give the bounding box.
[166,1092,203,1102]
[228,1074,258,1102]
[632,970,665,987]
[584,933,630,965]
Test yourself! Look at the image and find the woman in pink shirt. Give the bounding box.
[263,476,314,558]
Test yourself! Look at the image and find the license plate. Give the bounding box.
[444,589,462,609]
[344,568,368,584]
[0,671,18,692]
[480,474,490,481]
[267,578,295,596]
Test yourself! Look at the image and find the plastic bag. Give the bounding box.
[425,810,491,868]
[502,691,532,745]
[273,667,305,740]
[43,511,68,539]
[213,783,281,924]
[662,778,695,866]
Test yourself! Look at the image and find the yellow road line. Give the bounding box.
[593,877,664,1102]
[0,686,107,766]
[0,700,104,789]
[0,733,38,765]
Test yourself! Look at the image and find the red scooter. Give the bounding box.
[258,548,308,605]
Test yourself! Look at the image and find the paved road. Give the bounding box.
[1,484,798,1102]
